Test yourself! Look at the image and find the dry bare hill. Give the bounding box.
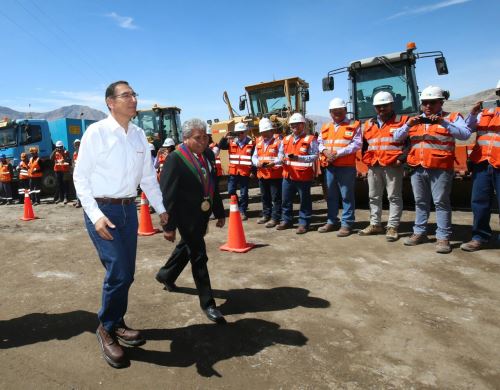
[443,88,497,115]
[0,105,106,121]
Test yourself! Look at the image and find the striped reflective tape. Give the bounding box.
[230,204,238,212]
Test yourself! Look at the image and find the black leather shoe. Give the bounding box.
[203,306,226,324]
[155,272,178,292]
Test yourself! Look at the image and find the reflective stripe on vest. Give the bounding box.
[469,107,500,168]
[256,136,283,179]
[228,139,254,176]
[282,134,314,181]
[320,120,359,167]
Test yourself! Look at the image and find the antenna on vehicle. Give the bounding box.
[27,104,32,119]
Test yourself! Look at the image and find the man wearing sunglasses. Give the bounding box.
[393,86,471,254]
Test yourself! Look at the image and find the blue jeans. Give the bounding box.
[228,174,250,214]
[281,178,312,226]
[259,178,282,221]
[471,162,500,242]
[84,202,138,333]
[324,166,356,227]
[410,167,453,240]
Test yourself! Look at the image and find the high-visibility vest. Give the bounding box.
[73,151,78,164]
[54,150,70,172]
[29,157,43,178]
[18,160,30,180]
[362,115,408,167]
[407,112,460,170]
[469,107,500,168]
[255,136,283,180]
[209,142,223,176]
[0,162,12,183]
[319,120,360,167]
[282,134,315,181]
[228,138,254,176]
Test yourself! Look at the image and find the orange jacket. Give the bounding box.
[319,120,360,167]
[209,142,223,176]
[255,136,283,180]
[18,160,30,180]
[469,107,500,168]
[362,115,408,167]
[282,134,315,182]
[54,150,70,172]
[29,157,43,178]
[228,139,254,176]
[407,112,460,170]
[0,162,12,183]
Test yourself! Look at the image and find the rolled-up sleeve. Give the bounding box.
[441,115,471,141]
[465,113,480,132]
[393,124,410,142]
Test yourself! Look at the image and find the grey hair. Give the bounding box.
[182,118,207,140]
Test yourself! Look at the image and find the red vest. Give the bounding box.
[362,115,408,167]
[228,138,254,176]
[0,162,12,183]
[18,160,30,180]
[73,151,78,163]
[282,134,314,182]
[29,157,43,178]
[54,150,70,172]
[320,120,360,167]
[469,107,500,168]
[407,112,460,170]
[255,136,283,179]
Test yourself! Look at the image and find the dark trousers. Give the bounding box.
[0,182,13,203]
[29,177,41,203]
[228,174,250,214]
[471,162,500,242]
[84,203,138,333]
[281,178,312,226]
[18,179,29,202]
[158,234,215,310]
[55,171,69,202]
[259,178,282,221]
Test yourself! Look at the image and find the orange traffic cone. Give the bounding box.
[21,189,37,221]
[137,192,160,236]
[220,195,255,253]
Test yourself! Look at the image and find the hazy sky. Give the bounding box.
[1,0,498,120]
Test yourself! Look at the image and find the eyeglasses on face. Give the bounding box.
[421,100,439,106]
[113,92,138,100]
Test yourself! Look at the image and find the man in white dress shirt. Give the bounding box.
[74,80,168,368]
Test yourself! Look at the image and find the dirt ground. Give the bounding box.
[1,186,499,389]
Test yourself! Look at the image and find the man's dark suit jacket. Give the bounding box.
[159,147,225,237]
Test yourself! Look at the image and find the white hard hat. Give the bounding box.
[234,122,248,132]
[496,80,500,90]
[328,98,347,110]
[148,143,155,151]
[162,138,175,147]
[73,139,81,144]
[289,113,306,124]
[55,140,64,147]
[259,118,275,133]
[420,85,445,100]
[373,91,394,105]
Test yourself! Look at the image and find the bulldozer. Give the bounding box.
[132,104,182,150]
[210,77,311,175]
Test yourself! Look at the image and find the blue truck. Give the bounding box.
[0,117,96,194]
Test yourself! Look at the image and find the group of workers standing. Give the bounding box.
[211,82,500,254]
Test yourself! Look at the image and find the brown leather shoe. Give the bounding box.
[460,239,483,252]
[404,234,428,246]
[257,216,271,224]
[265,219,279,228]
[296,225,308,234]
[336,227,352,237]
[96,324,128,368]
[276,222,293,230]
[317,223,336,233]
[115,323,145,346]
[436,239,452,254]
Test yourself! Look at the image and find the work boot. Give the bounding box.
[115,323,145,347]
[257,216,271,224]
[358,224,384,236]
[296,225,308,234]
[385,226,399,242]
[336,227,352,237]
[317,223,336,233]
[460,239,483,252]
[436,239,452,254]
[276,221,293,230]
[404,234,427,246]
[265,220,279,228]
[96,324,128,368]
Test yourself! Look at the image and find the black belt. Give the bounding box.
[95,197,136,205]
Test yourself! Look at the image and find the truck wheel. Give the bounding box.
[41,171,57,195]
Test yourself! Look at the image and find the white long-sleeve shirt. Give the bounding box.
[74,115,166,224]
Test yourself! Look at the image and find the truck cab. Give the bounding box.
[132,105,182,149]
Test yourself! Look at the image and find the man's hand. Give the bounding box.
[394,159,402,166]
[159,212,169,226]
[95,216,116,240]
[163,230,176,242]
[428,114,443,124]
[216,218,225,228]
[407,116,421,127]
[471,101,483,115]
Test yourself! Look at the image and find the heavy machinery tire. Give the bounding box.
[41,171,57,195]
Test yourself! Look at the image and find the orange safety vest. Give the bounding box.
[255,136,283,180]
[469,107,500,168]
[228,138,254,176]
[29,157,43,178]
[54,150,70,172]
[18,160,30,180]
[282,134,315,181]
[209,142,223,176]
[73,151,78,163]
[319,120,360,167]
[362,115,408,167]
[0,162,12,183]
[407,112,460,170]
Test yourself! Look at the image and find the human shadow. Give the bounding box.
[0,310,97,349]
[167,286,330,315]
[129,318,308,377]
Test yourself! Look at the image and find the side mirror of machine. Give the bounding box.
[207,120,212,125]
[435,57,448,75]
[239,98,246,111]
[322,76,334,91]
[302,89,310,102]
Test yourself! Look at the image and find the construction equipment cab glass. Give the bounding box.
[133,105,182,148]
